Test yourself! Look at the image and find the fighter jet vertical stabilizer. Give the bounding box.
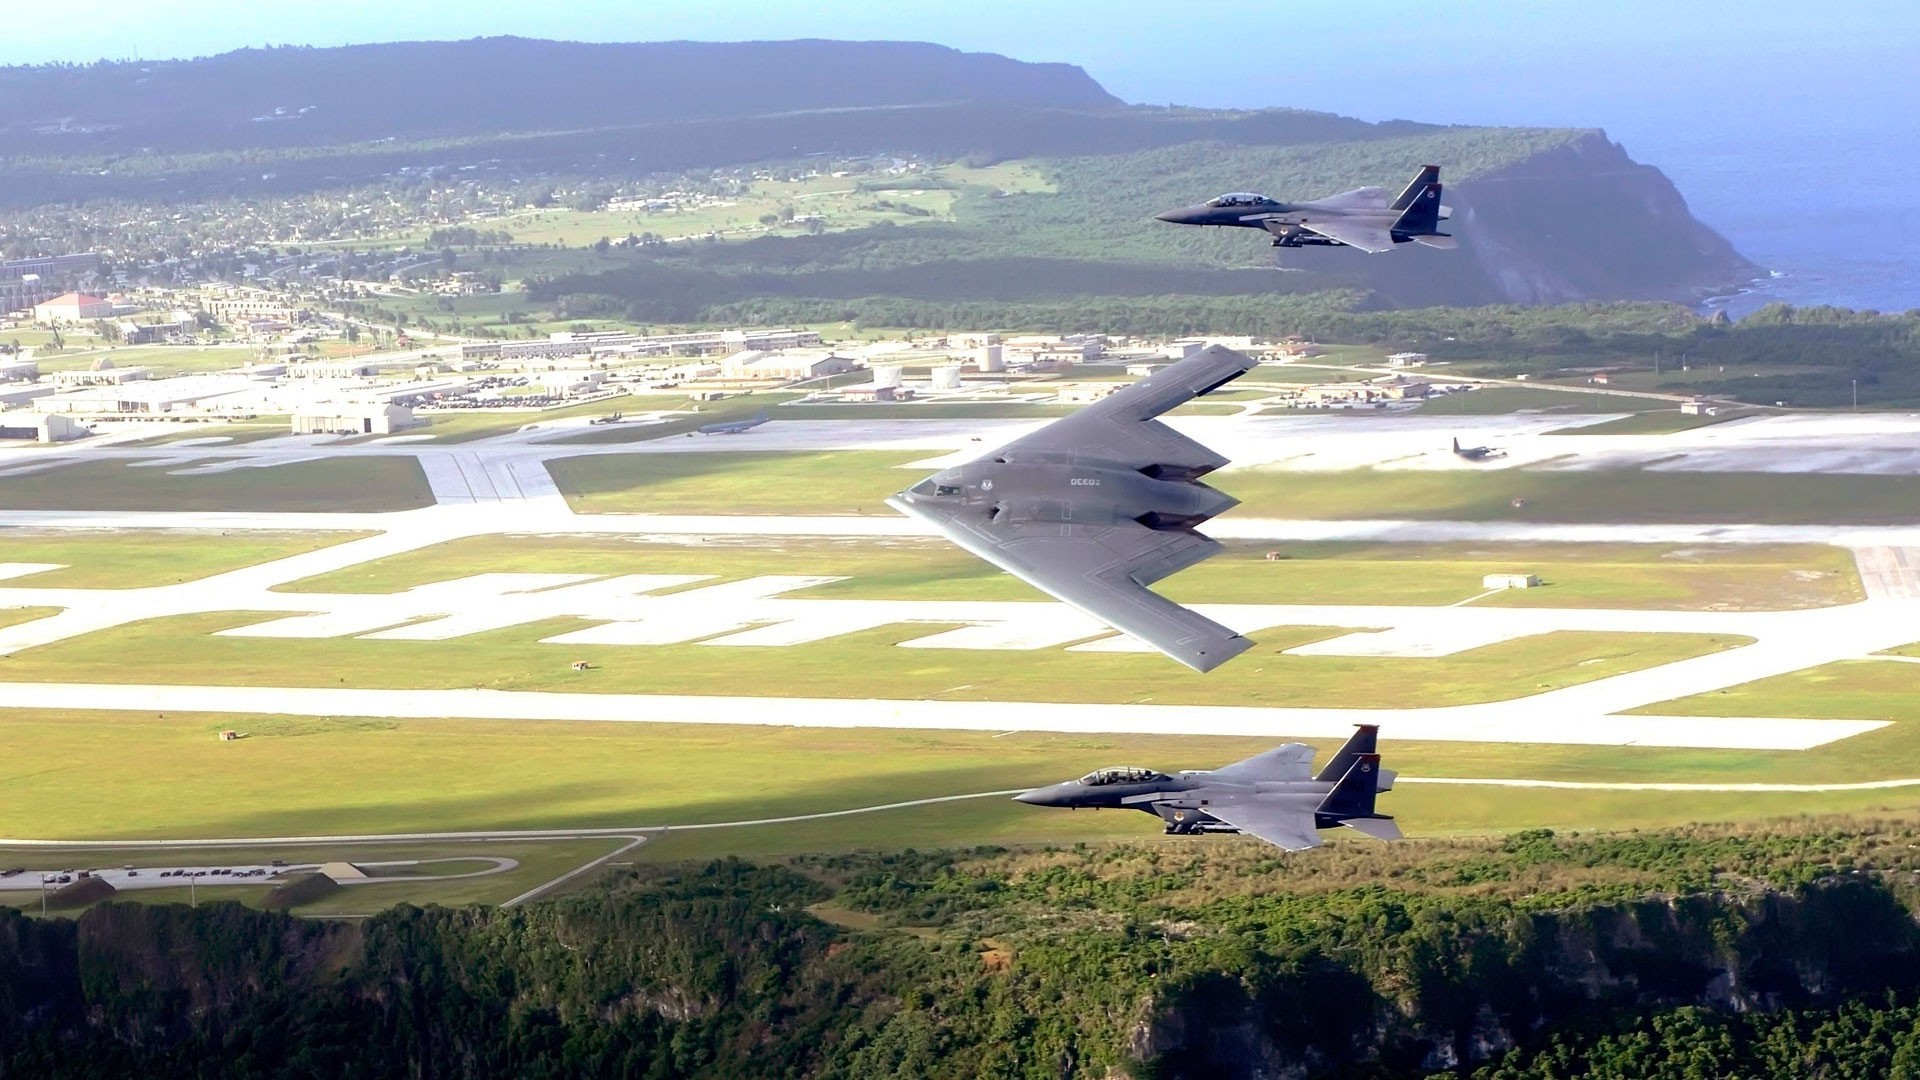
[1314,754,1402,841]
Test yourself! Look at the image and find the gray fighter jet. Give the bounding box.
[1155,165,1455,253]
[1013,725,1402,851]
[886,346,1258,673]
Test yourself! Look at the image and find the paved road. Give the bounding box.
[0,681,1883,750]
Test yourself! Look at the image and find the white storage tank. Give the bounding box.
[931,364,964,390]
[975,344,1005,372]
[872,365,906,389]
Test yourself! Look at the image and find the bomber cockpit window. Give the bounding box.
[1079,766,1165,786]
[1205,193,1273,208]
[933,484,962,497]
[909,479,939,496]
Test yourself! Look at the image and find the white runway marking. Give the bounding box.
[1399,776,1920,793]
[8,408,1920,766]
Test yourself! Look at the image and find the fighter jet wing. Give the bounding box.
[1203,799,1323,851]
[1208,743,1316,783]
[1307,185,1390,209]
[911,509,1254,673]
[1293,219,1395,254]
[988,345,1257,475]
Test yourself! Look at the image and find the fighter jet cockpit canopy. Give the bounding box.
[1205,193,1276,208]
[1079,766,1169,786]
[907,478,964,498]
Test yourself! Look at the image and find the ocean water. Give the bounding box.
[1105,6,1920,319]
[1626,121,1920,317]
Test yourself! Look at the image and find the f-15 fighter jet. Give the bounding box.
[887,345,1257,672]
[1155,165,1455,253]
[1013,725,1402,851]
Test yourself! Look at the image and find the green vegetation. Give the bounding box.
[11,819,1920,1077]
[770,402,1080,421]
[0,607,57,629]
[0,604,1744,711]
[546,448,1920,525]
[30,345,256,375]
[1542,408,1754,435]
[0,528,372,587]
[280,534,1861,612]
[1414,386,1666,415]
[0,458,433,512]
[406,394,674,443]
[1644,658,1920,725]
[1219,467,1920,525]
[549,449,926,515]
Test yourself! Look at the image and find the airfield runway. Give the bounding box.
[5,405,1920,765]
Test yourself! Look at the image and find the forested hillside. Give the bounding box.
[0,38,1119,153]
[10,818,1920,1077]
[0,38,1754,307]
[535,128,1754,313]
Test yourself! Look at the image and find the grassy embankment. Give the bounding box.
[0,529,373,587]
[1,704,1915,858]
[279,534,1862,612]
[545,448,1920,525]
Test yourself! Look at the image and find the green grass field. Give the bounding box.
[0,606,57,629]
[774,402,1078,421]
[277,535,1861,612]
[405,396,659,443]
[30,345,257,375]
[1543,410,1755,435]
[549,449,927,514]
[0,529,372,587]
[0,458,434,512]
[537,393,805,445]
[1643,659,1920,725]
[1,705,1915,854]
[544,448,1920,525]
[1218,467,1920,525]
[1415,387,1667,415]
[0,605,1744,712]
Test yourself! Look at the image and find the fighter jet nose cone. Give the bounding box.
[1154,208,1183,224]
[1013,787,1054,805]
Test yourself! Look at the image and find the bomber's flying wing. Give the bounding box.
[986,345,1257,472]
[1284,218,1395,254]
[891,345,1259,672]
[1208,743,1316,783]
[899,505,1253,672]
[1203,799,1323,851]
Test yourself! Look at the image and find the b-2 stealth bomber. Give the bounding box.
[887,345,1258,673]
[1155,165,1455,253]
[1013,725,1402,851]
